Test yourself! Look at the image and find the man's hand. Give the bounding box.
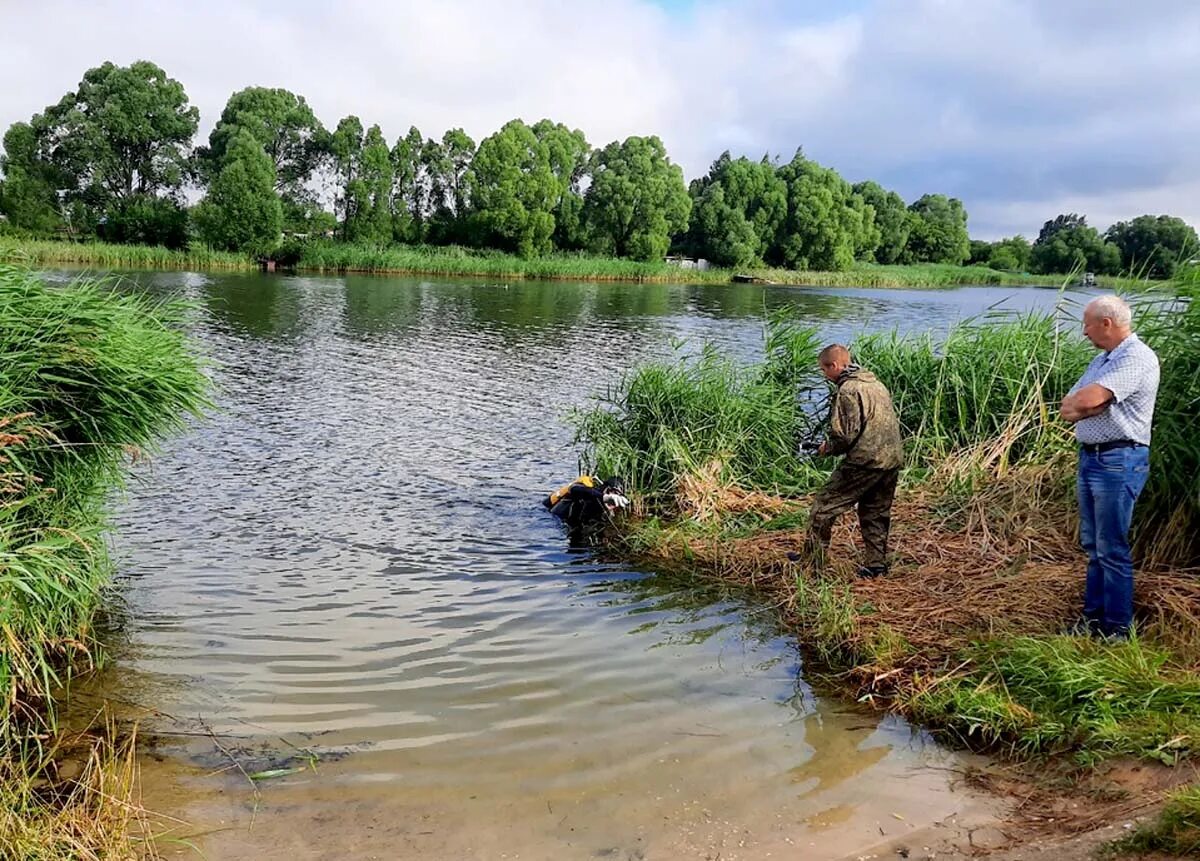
[1060,383,1115,424]
[817,440,829,456]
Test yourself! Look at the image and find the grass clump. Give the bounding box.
[1108,783,1200,856]
[0,237,253,271]
[907,635,1200,764]
[0,264,206,857]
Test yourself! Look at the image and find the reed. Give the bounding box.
[0,237,253,271]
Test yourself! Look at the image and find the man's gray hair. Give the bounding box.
[1086,295,1132,328]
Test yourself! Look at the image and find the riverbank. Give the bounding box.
[0,265,207,858]
[0,236,1156,290]
[575,284,1200,855]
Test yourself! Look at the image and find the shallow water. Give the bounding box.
[71,273,1086,859]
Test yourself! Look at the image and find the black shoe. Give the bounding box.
[1065,618,1102,637]
[856,565,887,579]
[786,551,803,562]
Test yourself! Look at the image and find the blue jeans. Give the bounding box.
[1077,445,1150,636]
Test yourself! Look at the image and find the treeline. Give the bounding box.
[1,60,1197,278]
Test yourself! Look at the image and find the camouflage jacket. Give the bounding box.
[826,367,903,469]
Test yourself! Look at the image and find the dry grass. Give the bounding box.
[0,721,159,861]
[635,461,1200,687]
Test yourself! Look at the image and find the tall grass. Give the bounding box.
[0,237,253,271]
[0,235,1154,289]
[574,315,827,506]
[576,288,1200,565]
[0,264,205,857]
[0,264,208,735]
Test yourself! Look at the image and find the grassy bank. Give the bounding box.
[574,282,1200,847]
[0,264,208,857]
[0,237,254,271]
[0,236,1157,290]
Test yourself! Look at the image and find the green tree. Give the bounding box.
[0,122,63,233]
[531,120,591,251]
[329,116,365,240]
[904,194,970,264]
[987,235,1032,272]
[852,181,910,264]
[423,128,475,244]
[194,129,281,255]
[466,119,557,257]
[1036,212,1088,245]
[582,135,691,261]
[35,60,198,208]
[687,152,787,267]
[198,87,325,197]
[774,150,875,271]
[1030,215,1120,275]
[1105,215,1199,279]
[967,239,992,266]
[343,124,393,244]
[97,194,188,248]
[390,126,425,242]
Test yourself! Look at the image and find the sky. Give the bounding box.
[2,0,1197,239]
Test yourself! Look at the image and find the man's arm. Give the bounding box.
[820,390,862,455]
[1060,383,1114,424]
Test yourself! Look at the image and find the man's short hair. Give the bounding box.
[819,343,851,363]
[1086,295,1132,328]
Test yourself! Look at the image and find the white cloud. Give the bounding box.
[2,0,1197,238]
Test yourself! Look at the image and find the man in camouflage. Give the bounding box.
[804,344,904,578]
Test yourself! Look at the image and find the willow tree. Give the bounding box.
[582,135,690,261]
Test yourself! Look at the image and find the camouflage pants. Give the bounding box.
[805,464,899,569]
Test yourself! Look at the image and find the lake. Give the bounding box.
[71,272,1085,860]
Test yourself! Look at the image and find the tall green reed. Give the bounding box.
[0,265,208,740]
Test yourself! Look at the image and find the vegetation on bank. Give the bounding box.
[0,236,1159,293]
[0,264,207,857]
[573,277,1200,847]
[3,59,1196,282]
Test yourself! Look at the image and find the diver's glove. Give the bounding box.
[603,490,631,511]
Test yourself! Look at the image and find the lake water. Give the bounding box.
[73,273,1085,860]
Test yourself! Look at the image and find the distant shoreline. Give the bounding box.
[0,237,1153,291]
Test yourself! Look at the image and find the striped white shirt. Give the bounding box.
[1069,333,1160,445]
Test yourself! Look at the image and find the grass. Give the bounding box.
[0,264,208,857]
[905,635,1200,764]
[0,237,254,271]
[0,235,1160,289]
[1108,783,1200,856]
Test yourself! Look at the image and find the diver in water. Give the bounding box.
[542,476,630,540]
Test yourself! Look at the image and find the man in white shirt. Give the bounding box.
[1059,295,1160,638]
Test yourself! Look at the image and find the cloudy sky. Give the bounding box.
[3,0,1197,238]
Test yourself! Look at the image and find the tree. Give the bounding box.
[198,87,325,197]
[194,129,281,255]
[773,150,875,271]
[582,135,690,261]
[967,239,992,266]
[466,119,557,257]
[97,194,188,248]
[328,116,365,240]
[343,124,392,244]
[687,152,787,267]
[1030,215,1120,275]
[852,181,910,264]
[0,122,62,232]
[423,128,475,243]
[1105,215,1199,279]
[1036,212,1088,246]
[532,120,590,251]
[904,194,970,264]
[35,60,198,209]
[390,126,425,242]
[987,235,1031,272]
